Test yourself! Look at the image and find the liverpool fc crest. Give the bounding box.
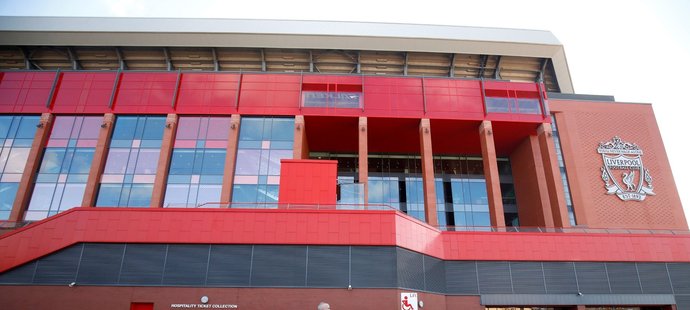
[597,136,655,201]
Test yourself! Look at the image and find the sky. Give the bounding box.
[1,0,689,223]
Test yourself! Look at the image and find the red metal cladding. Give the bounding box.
[2,208,690,273]
[237,74,302,115]
[424,78,484,120]
[363,76,425,118]
[175,73,240,114]
[278,159,338,205]
[0,71,54,113]
[112,72,176,114]
[51,72,117,114]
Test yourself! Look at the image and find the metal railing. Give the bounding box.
[437,225,690,235]
[165,202,397,211]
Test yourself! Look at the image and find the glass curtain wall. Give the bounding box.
[231,117,294,206]
[0,115,39,220]
[551,115,577,225]
[25,116,100,220]
[368,155,425,221]
[310,152,363,205]
[164,117,230,207]
[96,116,165,207]
[434,157,490,229]
[434,156,518,230]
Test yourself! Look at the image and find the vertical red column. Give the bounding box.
[220,114,241,205]
[293,115,309,159]
[419,118,438,226]
[511,135,555,228]
[150,113,178,208]
[537,123,570,227]
[479,120,506,227]
[82,113,115,207]
[9,113,54,222]
[358,117,368,205]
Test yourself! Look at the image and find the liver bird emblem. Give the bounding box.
[622,170,636,191]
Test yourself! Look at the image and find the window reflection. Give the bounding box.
[96,116,165,207]
[164,116,230,208]
[26,116,99,221]
[434,156,517,229]
[0,115,39,220]
[367,155,425,221]
[231,117,294,205]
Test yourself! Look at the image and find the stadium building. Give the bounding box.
[0,17,688,310]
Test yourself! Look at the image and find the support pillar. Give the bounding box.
[220,114,241,205]
[293,115,309,159]
[419,118,438,226]
[537,123,570,227]
[9,113,54,222]
[82,113,115,207]
[479,120,506,227]
[511,136,554,228]
[358,117,368,205]
[150,114,178,208]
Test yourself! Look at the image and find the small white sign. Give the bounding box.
[400,292,418,310]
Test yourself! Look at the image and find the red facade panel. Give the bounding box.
[363,76,425,118]
[237,74,301,115]
[424,78,484,119]
[112,72,176,114]
[0,71,54,113]
[175,73,239,114]
[278,159,338,205]
[51,72,116,114]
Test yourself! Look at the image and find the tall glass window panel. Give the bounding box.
[96,116,165,207]
[232,117,294,206]
[551,115,576,225]
[164,117,230,208]
[367,155,425,221]
[433,157,493,230]
[0,115,39,220]
[25,116,100,220]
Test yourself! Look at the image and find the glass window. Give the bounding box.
[231,117,294,205]
[25,116,100,220]
[96,116,165,208]
[165,117,230,207]
[0,116,39,220]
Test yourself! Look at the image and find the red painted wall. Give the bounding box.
[51,72,117,114]
[278,159,337,205]
[2,208,690,273]
[0,71,55,113]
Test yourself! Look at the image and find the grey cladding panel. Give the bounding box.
[163,244,209,286]
[423,255,446,293]
[33,243,82,284]
[574,262,610,294]
[477,261,512,294]
[0,261,36,284]
[306,246,349,288]
[119,244,167,285]
[669,263,690,294]
[206,245,252,286]
[510,262,546,294]
[542,262,578,294]
[446,261,478,295]
[251,245,306,287]
[606,263,641,294]
[397,248,424,290]
[636,263,672,294]
[351,246,396,288]
[76,243,124,285]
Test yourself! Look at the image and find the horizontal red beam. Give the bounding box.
[2,208,690,273]
[0,71,548,123]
